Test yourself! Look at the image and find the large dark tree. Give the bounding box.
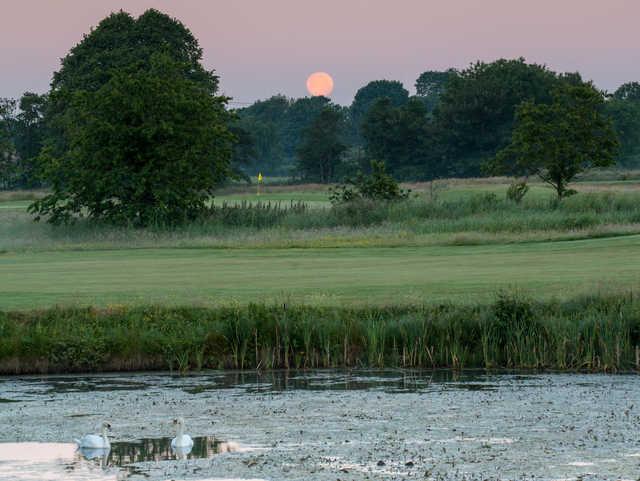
[31,9,234,225]
[433,58,564,177]
[296,106,346,183]
[494,84,618,198]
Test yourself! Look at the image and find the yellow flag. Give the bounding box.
[258,173,263,183]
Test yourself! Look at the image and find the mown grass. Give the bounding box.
[1,292,639,374]
[1,235,639,310]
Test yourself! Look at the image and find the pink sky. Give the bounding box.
[1,0,639,105]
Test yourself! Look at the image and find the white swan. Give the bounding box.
[74,421,111,449]
[171,417,194,449]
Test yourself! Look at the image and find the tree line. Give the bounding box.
[0,8,637,225]
[235,62,639,185]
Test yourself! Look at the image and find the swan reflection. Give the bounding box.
[78,446,110,463]
[0,437,249,480]
[172,444,192,459]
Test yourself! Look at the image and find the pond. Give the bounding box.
[0,370,638,480]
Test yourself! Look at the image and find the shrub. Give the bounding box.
[329,160,410,205]
[506,180,529,203]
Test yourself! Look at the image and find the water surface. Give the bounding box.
[0,370,638,480]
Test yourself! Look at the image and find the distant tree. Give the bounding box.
[284,96,331,158]
[296,106,346,183]
[494,84,618,198]
[361,97,428,179]
[434,58,564,177]
[234,95,339,177]
[11,92,48,188]
[613,82,640,102]
[414,69,457,111]
[31,10,234,225]
[0,99,16,189]
[605,98,640,167]
[229,121,257,181]
[234,95,290,174]
[350,80,409,140]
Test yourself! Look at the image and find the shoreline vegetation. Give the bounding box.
[1,292,639,375]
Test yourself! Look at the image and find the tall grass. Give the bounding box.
[1,292,639,374]
[3,192,640,252]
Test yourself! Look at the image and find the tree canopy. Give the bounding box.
[613,82,640,102]
[0,99,16,189]
[31,9,234,225]
[296,106,347,183]
[433,58,564,176]
[414,69,457,112]
[494,84,618,198]
[361,97,429,179]
[350,80,409,140]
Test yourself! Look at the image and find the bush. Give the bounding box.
[506,180,529,203]
[329,160,410,205]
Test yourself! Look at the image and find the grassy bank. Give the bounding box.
[1,293,639,374]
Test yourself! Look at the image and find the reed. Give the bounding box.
[1,292,638,374]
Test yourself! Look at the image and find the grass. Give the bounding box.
[1,180,640,312]
[1,293,639,374]
[2,177,640,373]
[3,186,640,253]
[1,235,639,310]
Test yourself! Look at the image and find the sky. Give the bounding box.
[1,0,639,105]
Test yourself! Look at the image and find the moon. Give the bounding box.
[306,72,334,97]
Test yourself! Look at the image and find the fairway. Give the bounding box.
[1,235,638,310]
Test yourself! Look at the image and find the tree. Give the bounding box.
[11,92,48,188]
[229,121,257,181]
[234,95,290,175]
[414,69,457,112]
[494,84,618,198]
[433,58,564,177]
[613,82,640,102]
[233,95,337,177]
[605,82,640,167]
[0,99,16,189]
[296,106,346,183]
[350,80,409,140]
[31,10,234,225]
[361,97,429,179]
[284,96,331,158]
[605,98,640,167]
